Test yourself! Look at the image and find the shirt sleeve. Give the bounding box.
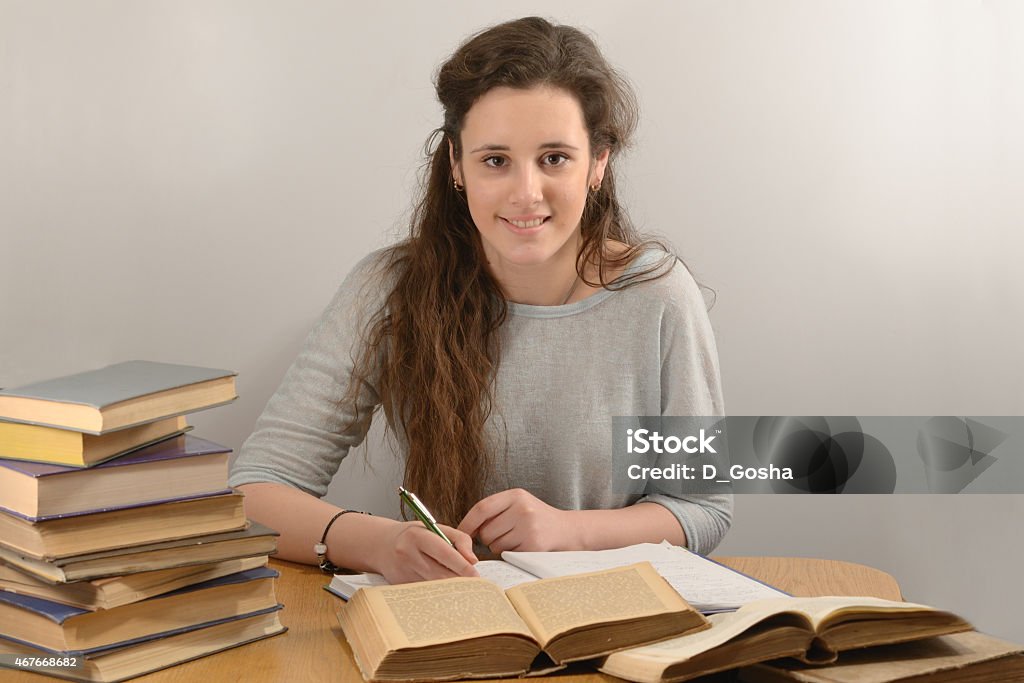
[227,253,386,497]
[636,261,734,555]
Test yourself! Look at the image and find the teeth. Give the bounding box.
[506,217,545,228]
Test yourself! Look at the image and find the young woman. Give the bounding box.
[229,17,731,584]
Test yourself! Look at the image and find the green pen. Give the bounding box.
[398,486,453,546]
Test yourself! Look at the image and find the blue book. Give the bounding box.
[0,567,279,653]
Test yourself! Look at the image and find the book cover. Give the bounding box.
[0,567,278,624]
[0,607,286,682]
[44,522,279,567]
[0,434,228,478]
[0,361,238,434]
[0,566,280,654]
[0,361,237,410]
[0,604,285,657]
[0,522,279,583]
[0,565,280,655]
[739,631,1024,683]
[0,555,270,610]
[599,596,974,683]
[0,434,232,521]
[0,416,190,467]
[0,489,234,522]
[0,492,247,560]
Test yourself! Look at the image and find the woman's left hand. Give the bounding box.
[457,488,580,553]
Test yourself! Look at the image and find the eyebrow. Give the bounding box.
[469,142,580,153]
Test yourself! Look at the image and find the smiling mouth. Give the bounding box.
[501,216,550,229]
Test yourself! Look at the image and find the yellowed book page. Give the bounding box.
[605,597,968,674]
[742,596,946,631]
[602,593,937,663]
[505,562,687,648]
[361,577,535,650]
[603,607,794,667]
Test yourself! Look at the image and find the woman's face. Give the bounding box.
[451,85,608,275]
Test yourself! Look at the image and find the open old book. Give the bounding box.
[599,595,973,683]
[336,562,708,681]
[739,630,1024,683]
[329,541,788,613]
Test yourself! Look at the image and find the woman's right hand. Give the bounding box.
[373,521,480,583]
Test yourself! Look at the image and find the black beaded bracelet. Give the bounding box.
[315,509,371,574]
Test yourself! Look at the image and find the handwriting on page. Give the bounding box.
[503,543,786,611]
[474,561,539,589]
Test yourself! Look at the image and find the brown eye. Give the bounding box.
[543,153,569,166]
[483,156,506,168]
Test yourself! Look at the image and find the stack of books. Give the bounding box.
[0,361,286,682]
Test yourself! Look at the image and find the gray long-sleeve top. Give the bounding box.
[229,247,733,555]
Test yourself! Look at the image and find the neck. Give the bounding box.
[496,264,580,306]
[488,243,582,307]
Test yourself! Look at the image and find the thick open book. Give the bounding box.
[599,595,973,683]
[330,541,787,613]
[738,630,1024,683]
[336,562,708,681]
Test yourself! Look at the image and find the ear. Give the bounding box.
[592,147,610,186]
[448,139,462,186]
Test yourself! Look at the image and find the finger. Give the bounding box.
[419,530,480,578]
[474,508,517,547]
[482,525,523,555]
[458,490,517,538]
[418,553,478,581]
[442,525,480,567]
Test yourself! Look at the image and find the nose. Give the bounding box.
[508,164,542,207]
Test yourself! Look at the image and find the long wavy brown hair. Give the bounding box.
[349,17,675,524]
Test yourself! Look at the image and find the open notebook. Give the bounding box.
[327,541,787,613]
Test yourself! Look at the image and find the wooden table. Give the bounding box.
[5,557,902,683]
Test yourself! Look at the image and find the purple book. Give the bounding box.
[0,434,233,521]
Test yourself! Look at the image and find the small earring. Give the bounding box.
[589,183,601,193]
[453,179,464,192]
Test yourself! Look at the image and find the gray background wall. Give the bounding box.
[2,1,1022,641]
